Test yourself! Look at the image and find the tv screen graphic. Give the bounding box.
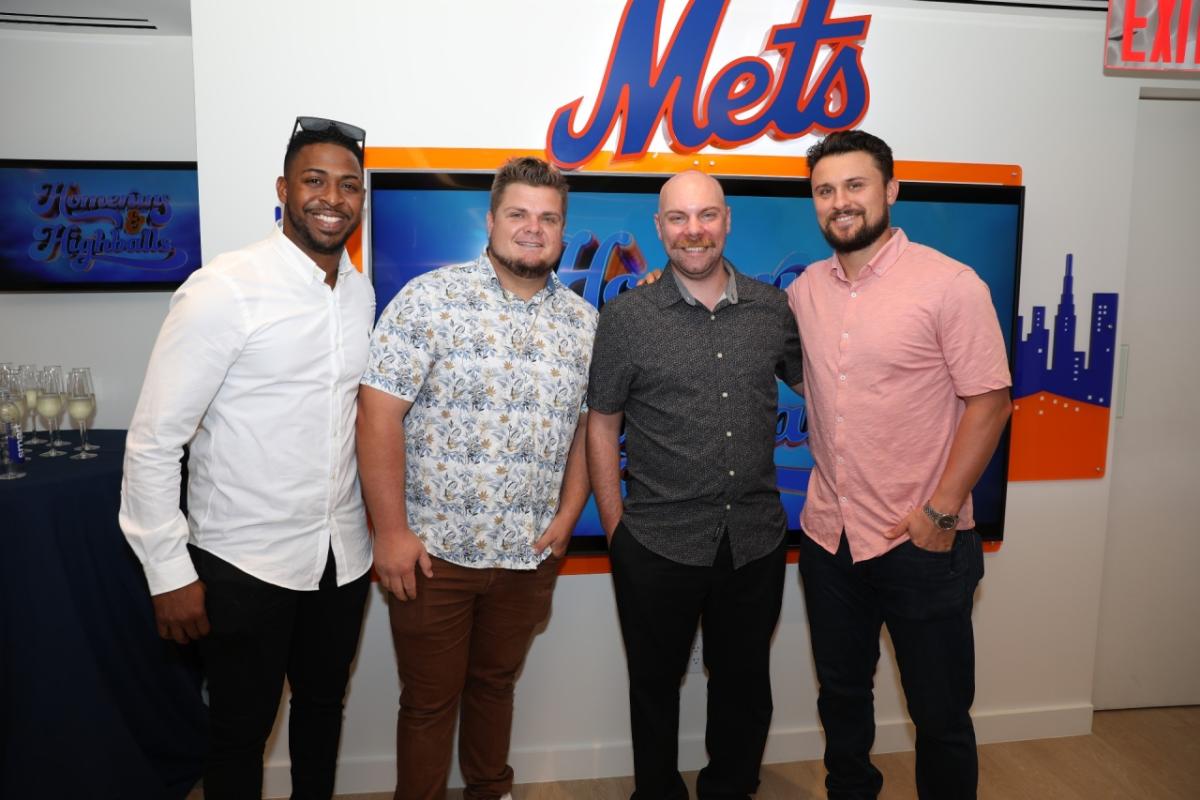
[369,171,1023,552]
[0,160,202,291]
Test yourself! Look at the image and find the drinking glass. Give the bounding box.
[38,366,67,458]
[0,367,25,435]
[72,367,100,452]
[67,368,97,460]
[19,364,45,445]
[47,365,70,447]
[0,389,26,479]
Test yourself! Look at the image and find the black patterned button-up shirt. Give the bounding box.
[588,262,803,568]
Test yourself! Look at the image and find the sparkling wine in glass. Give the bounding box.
[73,367,100,452]
[20,364,45,445]
[48,365,70,447]
[38,366,67,458]
[67,369,97,460]
[0,367,26,432]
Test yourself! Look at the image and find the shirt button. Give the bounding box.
[710,314,716,321]
[850,291,858,298]
[716,352,723,359]
[842,332,849,339]
[836,415,844,423]
[725,504,731,510]
[840,496,848,504]
[726,431,732,437]
[721,392,728,398]
[837,455,844,463]
[728,470,736,476]
[839,374,847,381]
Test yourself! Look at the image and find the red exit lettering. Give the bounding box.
[1121,0,1199,65]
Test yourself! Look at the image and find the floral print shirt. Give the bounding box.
[363,253,598,568]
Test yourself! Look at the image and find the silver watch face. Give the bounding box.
[936,516,957,531]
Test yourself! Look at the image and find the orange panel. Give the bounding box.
[346,227,363,271]
[560,554,612,575]
[365,147,1021,186]
[1008,392,1111,481]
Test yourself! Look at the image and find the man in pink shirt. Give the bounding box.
[786,130,1012,800]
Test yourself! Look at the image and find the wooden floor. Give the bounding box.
[268,706,1200,799]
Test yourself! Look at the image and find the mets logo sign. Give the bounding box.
[546,0,872,169]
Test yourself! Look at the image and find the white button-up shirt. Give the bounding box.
[120,227,375,594]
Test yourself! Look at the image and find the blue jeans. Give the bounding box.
[799,531,984,800]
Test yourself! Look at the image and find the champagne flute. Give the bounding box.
[20,364,45,444]
[0,389,27,479]
[0,367,26,432]
[46,365,70,447]
[38,366,66,458]
[67,369,97,460]
[72,367,100,452]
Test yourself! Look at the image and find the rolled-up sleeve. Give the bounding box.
[361,282,436,402]
[940,270,1012,397]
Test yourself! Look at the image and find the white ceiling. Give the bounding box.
[0,0,191,35]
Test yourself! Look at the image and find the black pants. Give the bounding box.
[610,523,787,800]
[799,531,984,800]
[190,545,370,800]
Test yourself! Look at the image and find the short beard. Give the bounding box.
[287,206,355,255]
[487,245,556,280]
[821,207,890,255]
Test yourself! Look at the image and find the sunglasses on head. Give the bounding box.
[291,116,366,147]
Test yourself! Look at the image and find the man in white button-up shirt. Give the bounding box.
[120,118,375,800]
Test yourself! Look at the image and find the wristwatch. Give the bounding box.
[922,503,959,531]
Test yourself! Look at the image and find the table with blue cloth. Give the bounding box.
[1,429,206,799]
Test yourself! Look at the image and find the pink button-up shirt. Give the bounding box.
[786,229,1011,562]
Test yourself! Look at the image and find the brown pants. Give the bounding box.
[389,555,563,800]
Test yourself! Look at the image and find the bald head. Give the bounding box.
[654,170,731,283]
[658,169,727,215]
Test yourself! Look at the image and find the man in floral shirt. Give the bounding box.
[358,157,596,800]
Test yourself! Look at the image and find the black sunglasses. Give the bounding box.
[291,116,366,147]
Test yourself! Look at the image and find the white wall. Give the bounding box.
[2,1,1192,796]
[0,29,197,428]
[1093,98,1200,709]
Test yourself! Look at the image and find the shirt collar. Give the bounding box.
[829,227,909,282]
[271,223,355,285]
[477,250,561,302]
[663,259,739,307]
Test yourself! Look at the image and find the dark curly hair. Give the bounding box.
[806,130,894,183]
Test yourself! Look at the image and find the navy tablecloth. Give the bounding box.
[1,429,206,799]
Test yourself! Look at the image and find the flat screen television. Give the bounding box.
[0,159,202,291]
[368,170,1023,553]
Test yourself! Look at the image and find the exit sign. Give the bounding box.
[1106,0,1200,71]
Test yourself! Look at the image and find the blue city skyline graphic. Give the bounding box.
[1013,254,1118,407]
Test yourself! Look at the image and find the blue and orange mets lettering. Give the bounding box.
[546,0,871,168]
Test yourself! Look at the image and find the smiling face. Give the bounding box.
[654,171,731,282]
[485,183,566,281]
[810,150,898,257]
[276,142,365,270]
